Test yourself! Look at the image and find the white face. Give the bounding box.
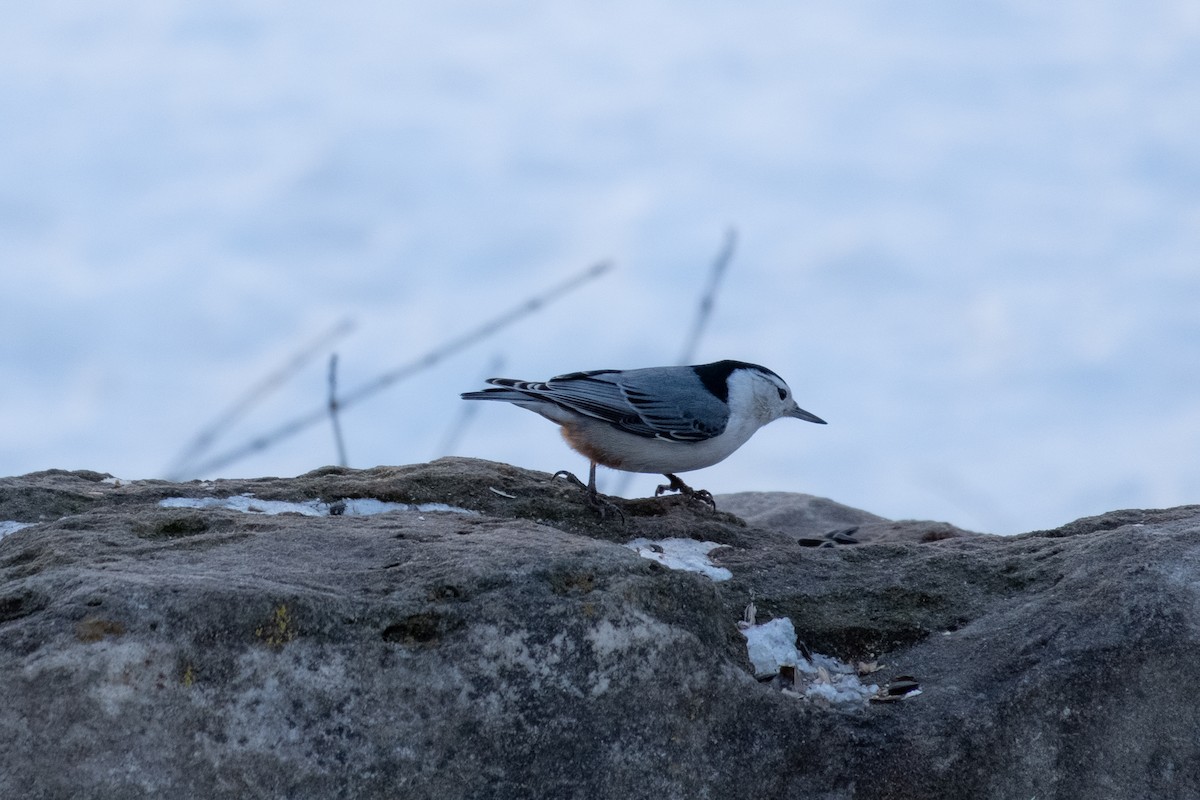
[725,367,794,422]
[760,372,798,418]
[745,367,825,425]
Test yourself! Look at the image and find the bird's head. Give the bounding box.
[730,362,827,426]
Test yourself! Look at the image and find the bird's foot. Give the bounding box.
[552,470,588,491]
[553,470,625,522]
[655,473,717,511]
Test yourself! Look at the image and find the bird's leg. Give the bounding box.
[655,473,717,511]
[553,462,624,521]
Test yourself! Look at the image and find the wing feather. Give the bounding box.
[482,367,729,441]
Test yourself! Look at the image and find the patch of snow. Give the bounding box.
[0,521,35,542]
[623,538,732,581]
[407,502,478,515]
[160,496,323,515]
[802,677,878,705]
[742,617,802,676]
[339,498,405,515]
[158,495,476,517]
[740,617,879,705]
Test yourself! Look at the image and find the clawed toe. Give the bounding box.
[655,473,717,511]
[584,492,625,522]
[553,470,588,491]
[691,488,717,510]
[554,467,625,522]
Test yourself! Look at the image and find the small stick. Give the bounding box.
[436,354,504,458]
[328,353,349,467]
[166,317,355,479]
[678,226,737,365]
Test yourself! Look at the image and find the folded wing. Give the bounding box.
[469,367,730,441]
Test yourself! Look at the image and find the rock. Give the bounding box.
[717,491,981,544]
[1,458,1198,799]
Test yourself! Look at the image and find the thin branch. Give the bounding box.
[338,261,612,410]
[166,317,355,479]
[327,353,349,467]
[678,226,736,365]
[180,261,613,478]
[436,353,505,458]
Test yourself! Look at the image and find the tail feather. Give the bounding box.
[462,377,552,402]
[460,380,580,426]
[460,386,531,402]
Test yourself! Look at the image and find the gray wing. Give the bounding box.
[483,367,730,441]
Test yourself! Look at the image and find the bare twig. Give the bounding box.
[339,261,611,410]
[678,226,736,365]
[180,261,613,478]
[436,353,504,458]
[165,317,356,480]
[327,353,349,467]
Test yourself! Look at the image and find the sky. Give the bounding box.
[2,1,1198,534]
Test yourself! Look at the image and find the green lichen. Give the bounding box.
[255,604,295,649]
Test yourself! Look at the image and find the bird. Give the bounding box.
[460,360,826,511]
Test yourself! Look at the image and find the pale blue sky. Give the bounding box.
[2,1,1198,533]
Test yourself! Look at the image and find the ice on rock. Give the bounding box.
[623,538,732,581]
[740,617,880,705]
[158,495,476,516]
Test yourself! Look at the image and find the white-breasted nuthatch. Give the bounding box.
[461,360,825,509]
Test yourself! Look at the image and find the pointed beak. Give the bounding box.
[787,403,827,424]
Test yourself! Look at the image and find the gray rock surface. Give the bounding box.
[1,458,1198,799]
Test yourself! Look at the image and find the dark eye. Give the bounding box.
[777,387,788,401]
